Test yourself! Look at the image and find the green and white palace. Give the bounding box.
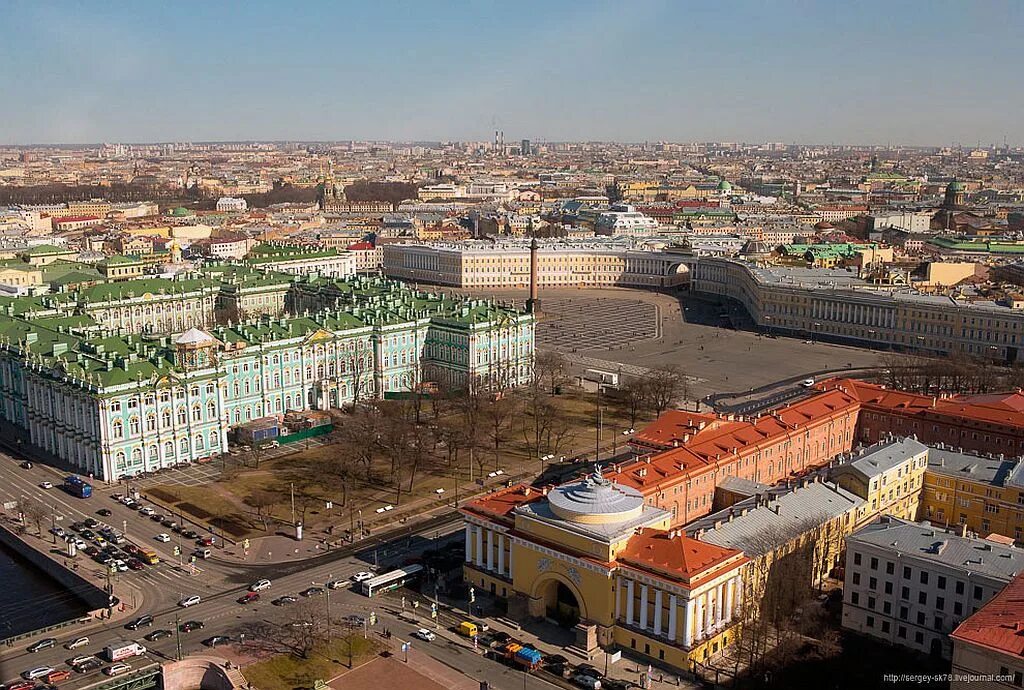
[0,272,534,481]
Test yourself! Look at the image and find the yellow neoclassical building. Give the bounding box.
[461,470,748,669]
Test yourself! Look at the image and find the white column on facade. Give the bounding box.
[694,595,705,641]
[683,597,695,647]
[464,525,472,562]
[615,580,622,621]
[486,529,494,572]
[497,533,505,576]
[725,578,735,622]
[653,589,663,636]
[625,579,635,625]
[704,591,714,633]
[475,526,483,567]
[716,582,726,627]
[639,584,649,630]
[668,594,678,642]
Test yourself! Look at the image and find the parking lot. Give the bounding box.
[107,462,223,491]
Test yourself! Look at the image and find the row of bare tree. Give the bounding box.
[880,352,1024,395]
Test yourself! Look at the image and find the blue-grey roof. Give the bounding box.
[688,481,864,557]
[926,446,1020,487]
[841,437,929,479]
[847,517,1024,582]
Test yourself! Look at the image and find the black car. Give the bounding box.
[20,460,32,469]
[272,596,297,606]
[79,530,95,540]
[576,664,603,679]
[182,530,198,540]
[491,631,512,644]
[179,620,204,633]
[545,654,569,666]
[144,629,172,642]
[72,657,103,673]
[301,586,324,597]
[27,638,57,653]
[202,636,231,648]
[96,509,112,517]
[70,522,86,532]
[83,546,100,558]
[125,614,154,630]
[601,680,636,690]
[150,514,165,522]
[82,518,98,528]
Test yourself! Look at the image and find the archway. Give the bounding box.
[534,575,586,628]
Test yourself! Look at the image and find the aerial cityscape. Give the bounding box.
[1,3,1023,690]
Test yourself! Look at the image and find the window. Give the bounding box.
[868,596,876,610]
[917,612,926,625]
[954,602,963,615]
[897,626,907,639]
[899,606,908,620]
[869,577,877,590]
[920,571,929,585]
[956,581,965,595]
[146,414,156,432]
[853,573,861,586]
[881,621,890,634]
[903,566,911,579]
[901,586,910,600]
[866,615,874,628]
[854,552,862,566]
[177,407,187,424]
[886,562,894,575]
[112,419,123,439]
[129,416,140,435]
[973,585,983,601]
[870,557,878,570]
[851,592,860,605]
[936,596,944,611]
[914,632,924,644]
[937,575,946,590]
[919,592,927,605]
[161,410,171,427]
[885,582,893,595]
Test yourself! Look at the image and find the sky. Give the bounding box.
[2,0,1022,146]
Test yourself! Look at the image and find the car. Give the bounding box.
[350,571,375,583]
[127,559,145,571]
[22,667,55,681]
[113,560,128,572]
[125,614,154,630]
[412,628,435,642]
[97,509,112,517]
[20,460,32,469]
[801,378,816,388]
[171,524,184,534]
[161,520,177,530]
[150,514,164,522]
[178,595,201,608]
[79,530,95,540]
[49,527,65,538]
[92,536,106,546]
[70,522,86,532]
[144,629,172,642]
[196,536,215,547]
[103,663,132,677]
[473,620,490,632]
[46,670,72,684]
[342,614,365,627]
[300,586,324,597]
[6,681,37,690]
[202,636,231,648]
[248,579,272,592]
[64,636,89,650]
[237,593,260,604]
[326,580,346,590]
[601,679,637,690]
[71,538,87,549]
[74,657,103,673]
[68,654,94,667]
[545,654,569,666]
[39,481,53,490]
[139,507,154,516]
[129,503,143,511]
[154,533,170,543]
[121,497,135,506]
[182,530,199,540]
[271,596,297,606]
[575,664,603,679]
[178,620,204,633]
[491,631,511,644]
[571,674,602,690]
[27,638,57,653]
[82,518,98,528]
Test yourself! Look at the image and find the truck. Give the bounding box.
[583,369,619,388]
[104,642,146,662]
[513,646,543,671]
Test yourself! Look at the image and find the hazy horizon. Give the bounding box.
[3,0,1022,147]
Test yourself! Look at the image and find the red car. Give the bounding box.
[127,559,145,571]
[46,670,72,684]
[6,682,37,690]
[197,536,215,547]
[237,592,260,604]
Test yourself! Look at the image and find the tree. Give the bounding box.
[245,490,278,531]
[643,365,686,416]
[535,351,568,394]
[616,377,649,429]
[249,439,271,469]
[280,599,328,660]
[483,396,519,469]
[21,497,49,537]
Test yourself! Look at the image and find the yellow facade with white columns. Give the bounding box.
[461,471,748,671]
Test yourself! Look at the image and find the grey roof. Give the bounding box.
[718,476,770,497]
[515,495,668,544]
[841,437,929,479]
[926,446,1020,487]
[546,472,644,519]
[688,481,864,557]
[847,517,1024,582]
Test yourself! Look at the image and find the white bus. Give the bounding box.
[360,564,423,597]
[584,369,619,387]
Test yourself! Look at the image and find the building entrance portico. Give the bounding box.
[532,574,586,627]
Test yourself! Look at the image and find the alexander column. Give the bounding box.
[526,237,540,314]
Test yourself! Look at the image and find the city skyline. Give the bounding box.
[3,0,1022,146]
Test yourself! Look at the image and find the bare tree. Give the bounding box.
[535,350,568,394]
[244,490,278,531]
[615,377,649,429]
[21,497,49,537]
[280,599,328,660]
[643,365,686,416]
[483,395,519,469]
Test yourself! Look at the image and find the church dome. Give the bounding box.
[739,239,771,259]
[717,179,732,192]
[547,469,645,525]
[946,179,965,193]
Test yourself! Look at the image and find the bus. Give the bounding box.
[63,476,93,498]
[360,564,423,597]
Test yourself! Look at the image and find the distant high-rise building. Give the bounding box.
[521,139,531,156]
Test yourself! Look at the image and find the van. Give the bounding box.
[194,548,212,559]
[458,621,478,638]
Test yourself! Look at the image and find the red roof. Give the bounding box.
[617,529,745,585]
[54,215,101,223]
[347,241,375,251]
[460,484,545,524]
[951,572,1024,659]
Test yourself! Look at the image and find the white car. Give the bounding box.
[39,481,53,490]
[139,507,155,516]
[249,579,272,592]
[155,533,171,543]
[65,636,90,650]
[114,560,129,572]
[351,571,375,583]
[22,667,55,681]
[801,378,815,388]
[104,663,132,676]
[412,628,435,642]
[178,595,201,608]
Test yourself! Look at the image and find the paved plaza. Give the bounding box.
[535,295,660,351]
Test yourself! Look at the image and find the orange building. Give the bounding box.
[608,388,861,526]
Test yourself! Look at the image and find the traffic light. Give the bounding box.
[174,545,181,556]
[368,611,377,626]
